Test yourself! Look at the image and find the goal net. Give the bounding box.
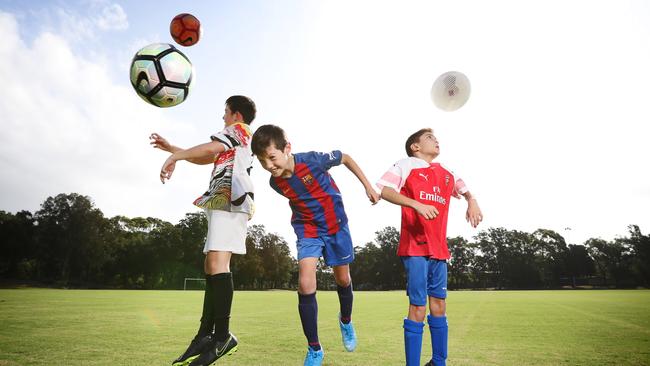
[183,277,206,290]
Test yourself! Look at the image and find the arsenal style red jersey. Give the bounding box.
[377,157,468,259]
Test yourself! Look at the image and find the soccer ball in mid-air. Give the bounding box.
[430,71,471,112]
[170,13,201,46]
[129,43,193,108]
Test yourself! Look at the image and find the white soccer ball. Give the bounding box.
[430,71,471,112]
[129,43,193,108]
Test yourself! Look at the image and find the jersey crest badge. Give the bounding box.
[445,175,450,186]
[302,174,314,186]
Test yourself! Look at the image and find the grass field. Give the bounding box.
[0,289,649,365]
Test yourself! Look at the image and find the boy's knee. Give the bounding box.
[298,278,316,294]
[429,298,446,317]
[334,273,351,287]
[409,304,427,322]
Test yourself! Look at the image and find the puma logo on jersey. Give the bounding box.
[419,173,429,181]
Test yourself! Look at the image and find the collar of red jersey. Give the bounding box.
[413,157,436,166]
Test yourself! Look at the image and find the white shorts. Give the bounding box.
[204,209,248,254]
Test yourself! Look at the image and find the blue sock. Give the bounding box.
[298,292,320,351]
[427,314,448,366]
[336,283,353,324]
[403,318,425,366]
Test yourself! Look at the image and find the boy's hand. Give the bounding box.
[150,133,172,152]
[414,202,439,220]
[366,188,381,205]
[160,156,177,184]
[466,199,483,228]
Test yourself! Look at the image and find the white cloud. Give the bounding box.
[0,11,201,223]
[24,1,128,44]
[54,6,98,42]
[94,3,128,31]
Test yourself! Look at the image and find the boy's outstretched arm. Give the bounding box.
[160,141,225,183]
[462,192,483,228]
[380,187,439,220]
[150,133,215,165]
[341,153,381,204]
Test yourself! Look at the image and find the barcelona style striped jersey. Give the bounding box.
[377,157,468,259]
[193,122,255,219]
[270,151,348,239]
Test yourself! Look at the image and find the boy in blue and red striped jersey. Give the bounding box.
[376,128,483,366]
[251,124,380,366]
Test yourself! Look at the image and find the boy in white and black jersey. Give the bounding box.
[151,95,256,366]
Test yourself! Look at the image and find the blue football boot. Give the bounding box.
[338,313,357,352]
[303,346,324,366]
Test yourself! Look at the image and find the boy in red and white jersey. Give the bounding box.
[376,128,483,366]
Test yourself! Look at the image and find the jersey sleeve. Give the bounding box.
[438,162,469,199]
[309,150,343,170]
[210,123,251,150]
[377,159,409,191]
[269,177,283,196]
[452,177,469,198]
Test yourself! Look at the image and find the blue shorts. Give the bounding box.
[401,256,448,306]
[296,224,354,266]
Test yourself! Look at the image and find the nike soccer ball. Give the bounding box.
[170,13,201,47]
[430,71,471,112]
[129,43,193,108]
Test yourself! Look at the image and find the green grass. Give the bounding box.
[0,289,649,365]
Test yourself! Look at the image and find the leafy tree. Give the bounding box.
[259,232,294,288]
[231,225,296,289]
[475,228,540,289]
[350,243,382,290]
[176,212,209,280]
[34,193,110,285]
[231,235,263,289]
[586,238,633,288]
[149,220,183,288]
[624,225,650,286]
[0,210,36,279]
[372,227,404,290]
[316,259,336,290]
[447,236,474,289]
[532,229,568,287]
[3,191,649,290]
[565,244,595,287]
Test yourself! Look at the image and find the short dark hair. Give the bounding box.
[405,128,433,157]
[251,124,288,156]
[226,95,256,124]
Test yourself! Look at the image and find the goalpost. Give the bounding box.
[183,277,206,290]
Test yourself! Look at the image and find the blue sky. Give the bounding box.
[1,0,649,255]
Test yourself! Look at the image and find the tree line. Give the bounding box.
[1,193,648,290]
